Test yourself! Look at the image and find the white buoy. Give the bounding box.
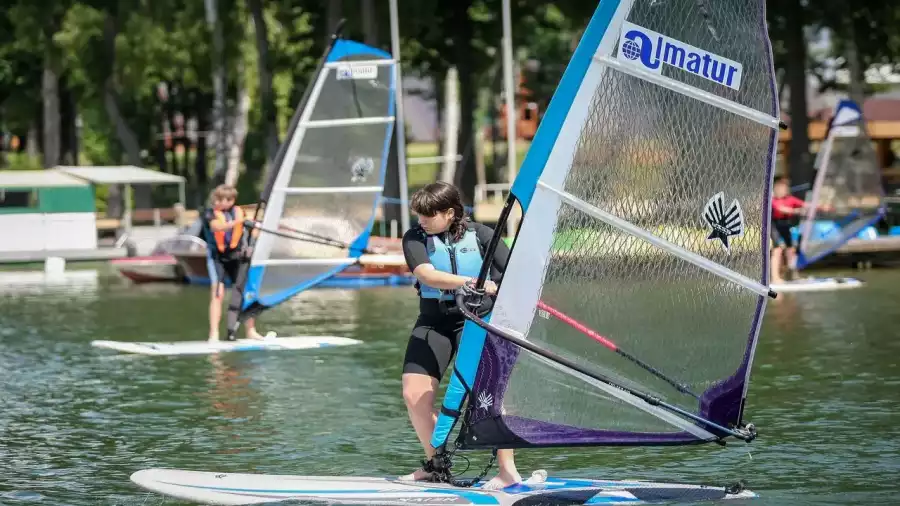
[44,256,66,276]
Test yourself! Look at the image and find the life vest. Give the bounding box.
[211,206,245,253]
[419,228,484,300]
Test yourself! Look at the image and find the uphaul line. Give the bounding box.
[617,21,743,90]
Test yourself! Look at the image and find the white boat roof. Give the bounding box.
[0,170,90,188]
[54,166,185,185]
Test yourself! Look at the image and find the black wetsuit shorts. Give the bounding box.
[402,309,465,381]
[770,219,796,248]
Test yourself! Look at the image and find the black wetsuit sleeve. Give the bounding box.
[472,223,509,282]
[402,228,430,272]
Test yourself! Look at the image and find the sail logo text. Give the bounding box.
[616,21,743,91]
[336,64,378,80]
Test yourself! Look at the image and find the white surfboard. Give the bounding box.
[130,468,756,506]
[770,276,863,293]
[91,335,360,356]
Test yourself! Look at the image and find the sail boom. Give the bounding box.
[595,55,780,131]
[302,117,394,128]
[257,258,358,267]
[274,186,384,195]
[538,181,772,298]
[256,255,406,267]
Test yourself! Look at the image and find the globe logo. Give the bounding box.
[621,39,641,60]
[350,156,375,182]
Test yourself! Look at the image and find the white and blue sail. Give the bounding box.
[796,99,885,269]
[433,0,780,452]
[240,34,396,315]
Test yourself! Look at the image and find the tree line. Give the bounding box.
[1,0,898,214]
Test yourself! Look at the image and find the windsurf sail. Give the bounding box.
[432,0,780,455]
[239,25,396,316]
[796,99,885,268]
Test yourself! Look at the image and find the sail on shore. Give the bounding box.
[240,36,396,314]
[432,0,780,451]
[797,99,885,269]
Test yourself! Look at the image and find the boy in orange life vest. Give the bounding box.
[203,184,266,342]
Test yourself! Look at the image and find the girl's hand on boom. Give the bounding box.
[483,280,498,295]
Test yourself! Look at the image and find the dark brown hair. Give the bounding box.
[410,182,469,241]
[773,175,789,186]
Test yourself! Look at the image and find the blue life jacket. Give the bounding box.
[419,228,484,300]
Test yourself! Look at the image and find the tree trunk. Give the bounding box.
[361,0,377,46]
[844,17,865,107]
[450,0,476,205]
[42,60,60,168]
[59,75,77,165]
[101,12,145,217]
[27,121,39,158]
[205,0,228,184]
[195,95,211,207]
[248,0,278,183]
[225,72,250,187]
[784,0,812,185]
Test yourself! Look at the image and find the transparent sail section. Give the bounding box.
[798,102,884,267]
[463,0,777,448]
[245,40,395,307]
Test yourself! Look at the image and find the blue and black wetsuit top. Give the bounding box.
[401,222,508,317]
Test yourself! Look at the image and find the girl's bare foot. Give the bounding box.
[481,468,522,490]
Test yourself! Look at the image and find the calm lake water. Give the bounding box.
[0,264,898,505]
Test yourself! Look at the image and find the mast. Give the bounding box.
[501,0,518,236]
[389,0,411,233]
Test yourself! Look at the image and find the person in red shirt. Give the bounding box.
[769,176,808,283]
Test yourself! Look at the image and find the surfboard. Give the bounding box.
[90,335,360,356]
[770,276,863,293]
[130,468,756,506]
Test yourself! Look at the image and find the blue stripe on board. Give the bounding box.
[509,0,623,212]
[156,480,650,504]
[586,494,640,504]
[159,482,499,504]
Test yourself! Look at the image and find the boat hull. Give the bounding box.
[110,255,181,283]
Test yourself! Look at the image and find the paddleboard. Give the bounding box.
[130,468,756,505]
[770,276,863,293]
[91,334,360,356]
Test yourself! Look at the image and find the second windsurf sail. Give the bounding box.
[797,99,885,268]
[432,0,780,456]
[241,28,396,316]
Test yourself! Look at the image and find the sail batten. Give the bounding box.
[431,0,776,451]
[274,186,384,195]
[302,116,395,128]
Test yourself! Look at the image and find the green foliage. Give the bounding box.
[2,0,896,208]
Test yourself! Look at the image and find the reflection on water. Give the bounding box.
[0,267,897,505]
[0,269,99,296]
